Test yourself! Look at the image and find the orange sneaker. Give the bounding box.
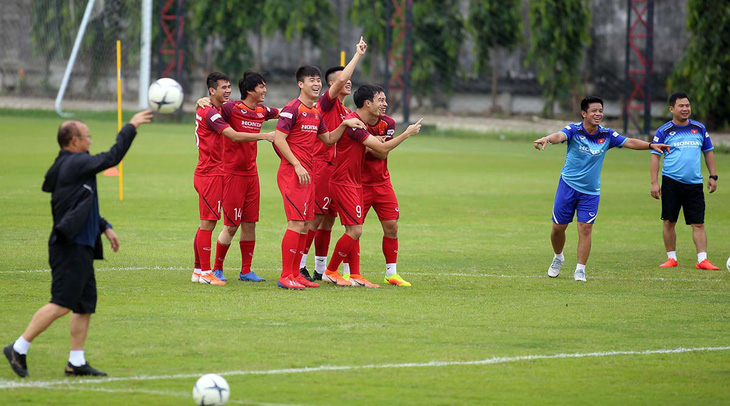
[323,270,353,286]
[277,275,305,290]
[295,275,320,288]
[659,258,678,268]
[696,259,720,270]
[350,274,380,288]
[199,271,226,285]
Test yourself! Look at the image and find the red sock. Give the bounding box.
[281,229,299,278]
[347,239,361,276]
[314,229,332,257]
[198,229,213,272]
[303,229,316,255]
[239,240,255,274]
[382,237,398,264]
[292,232,307,277]
[213,241,230,271]
[193,228,201,269]
[327,234,356,272]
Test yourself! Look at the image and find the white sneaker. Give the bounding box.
[574,269,586,282]
[191,271,201,283]
[548,257,564,278]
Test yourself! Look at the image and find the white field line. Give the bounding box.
[1,267,726,283]
[1,346,728,390]
[39,385,308,406]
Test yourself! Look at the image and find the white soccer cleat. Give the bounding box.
[574,269,586,282]
[191,271,201,283]
[547,257,564,278]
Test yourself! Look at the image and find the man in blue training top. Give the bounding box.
[533,96,669,282]
[650,92,719,270]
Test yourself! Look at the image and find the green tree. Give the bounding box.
[668,0,730,129]
[191,1,263,76]
[468,0,522,113]
[526,0,591,117]
[411,0,464,106]
[30,1,81,86]
[262,0,335,66]
[348,0,388,82]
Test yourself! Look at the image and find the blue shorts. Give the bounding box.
[552,177,600,224]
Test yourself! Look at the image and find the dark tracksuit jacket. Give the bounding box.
[42,124,138,259]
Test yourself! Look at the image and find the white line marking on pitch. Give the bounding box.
[1,267,726,283]
[1,346,728,390]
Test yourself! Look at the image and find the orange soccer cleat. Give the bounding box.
[696,259,720,270]
[323,270,354,286]
[198,272,226,285]
[350,274,380,288]
[659,258,678,268]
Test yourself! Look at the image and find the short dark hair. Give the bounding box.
[295,65,321,83]
[669,92,689,107]
[353,84,383,108]
[239,71,266,97]
[324,66,344,84]
[206,72,230,91]
[57,121,81,147]
[580,96,603,112]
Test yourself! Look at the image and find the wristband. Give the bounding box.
[709,175,718,181]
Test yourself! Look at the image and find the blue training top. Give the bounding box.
[559,123,627,195]
[652,119,713,185]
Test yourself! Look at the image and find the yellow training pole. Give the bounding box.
[116,40,124,201]
[341,51,345,66]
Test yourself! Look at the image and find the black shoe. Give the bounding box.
[300,266,314,282]
[312,271,323,281]
[4,344,29,378]
[65,362,107,377]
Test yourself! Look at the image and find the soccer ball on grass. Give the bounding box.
[148,78,184,114]
[192,373,229,406]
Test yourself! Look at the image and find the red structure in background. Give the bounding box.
[623,0,654,136]
[157,0,185,83]
[384,0,413,124]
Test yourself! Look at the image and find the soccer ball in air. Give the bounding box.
[148,78,184,114]
[192,374,229,406]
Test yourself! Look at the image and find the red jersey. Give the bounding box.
[220,100,278,176]
[363,115,397,186]
[275,98,328,172]
[331,112,371,187]
[195,106,230,176]
[315,91,350,163]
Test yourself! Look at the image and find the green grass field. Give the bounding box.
[1,110,728,405]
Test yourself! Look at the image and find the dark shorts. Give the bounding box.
[50,244,97,314]
[661,175,705,225]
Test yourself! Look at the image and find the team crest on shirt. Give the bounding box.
[691,129,698,134]
[597,138,606,144]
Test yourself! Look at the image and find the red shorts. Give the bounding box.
[194,174,222,221]
[331,183,364,225]
[222,173,260,226]
[277,164,315,221]
[363,182,400,221]
[313,160,337,217]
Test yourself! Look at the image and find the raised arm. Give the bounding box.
[704,150,717,193]
[624,137,671,154]
[76,110,153,175]
[328,37,368,99]
[362,119,422,155]
[533,132,568,150]
[273,130,309,185]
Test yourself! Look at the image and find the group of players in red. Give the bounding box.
[190,38,422,289]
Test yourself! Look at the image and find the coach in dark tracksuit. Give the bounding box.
[4,110,152,378]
